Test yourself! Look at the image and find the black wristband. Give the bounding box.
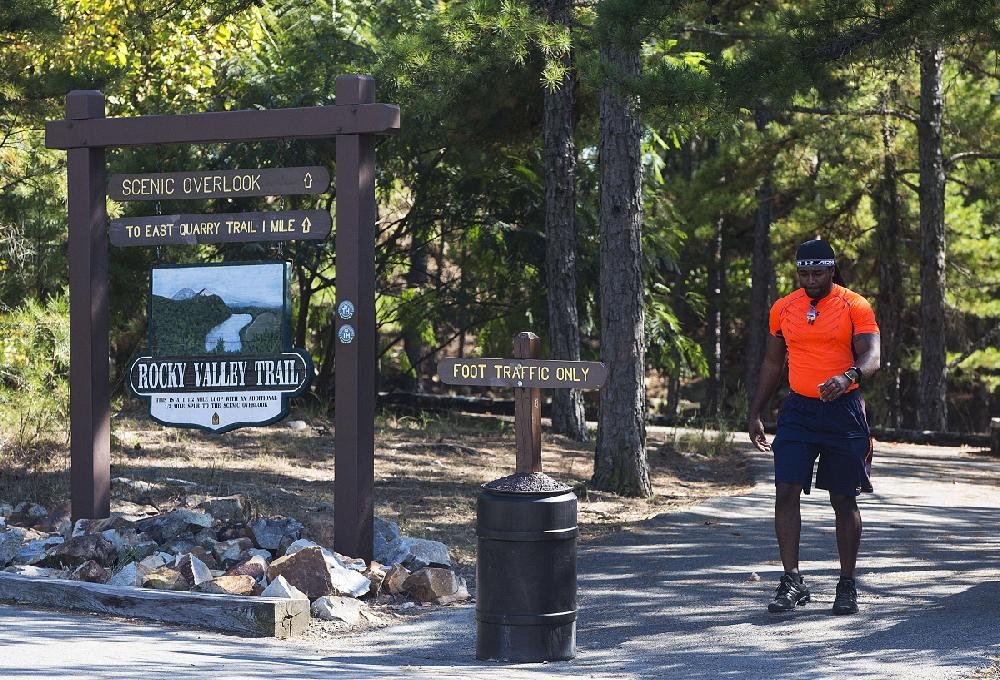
[847,366,862,386]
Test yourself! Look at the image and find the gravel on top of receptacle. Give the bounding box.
[483,472,571,493]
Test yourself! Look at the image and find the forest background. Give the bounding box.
[0,1,998,497]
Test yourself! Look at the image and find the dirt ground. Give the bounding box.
[0,410,753,574]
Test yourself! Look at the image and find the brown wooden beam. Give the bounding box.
[46,102,400,149]
[0,573,310,638]
[513,332,542,474]
[333,75,377,561]
[66,90,111,523]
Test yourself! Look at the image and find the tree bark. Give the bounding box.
[402,231,430,392]
[705,213,724,417]
[917,43,948,431]
[743,109,774,404]
[543,0,587,441]
[592,41,651,497]
[874,93,904,429]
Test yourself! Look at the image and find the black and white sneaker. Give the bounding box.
[768,573,810,613]
[832,577,858,615]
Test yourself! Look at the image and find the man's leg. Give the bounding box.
[768,482,810,612]
[775,482,803,573]
[829,492,861,579]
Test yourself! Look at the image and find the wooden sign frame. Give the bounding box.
[45,75,397,560]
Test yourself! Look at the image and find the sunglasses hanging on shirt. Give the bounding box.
[806,299,819,325]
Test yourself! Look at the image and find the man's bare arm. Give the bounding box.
[818,332,881,400]
[747,334,787,452]
[852,333,881,379]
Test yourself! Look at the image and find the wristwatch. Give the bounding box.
[843,366,862,386]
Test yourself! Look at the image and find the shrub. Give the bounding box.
[0,294,70,452]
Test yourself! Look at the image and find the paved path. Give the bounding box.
[1,438,998,679]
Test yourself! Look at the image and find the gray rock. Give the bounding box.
[138,555,167,571]
[286,420,308,431]
[372,517,402,564]
[386,537,451,570]
[0,528,26,567]
[196,574,257,595]
[131,540,159,560]
[176,553,214,587]
[402,567,468,604]
[328,556,371,598]
[5,565,67,578]
[246,548,272,562]
[192,527,217,548]
[230,555,269,583]
[266,547,335,600]
[170,507,213,530]
[159,477,199,489]
[142,567,189,591]
[249,517,303,551]
[135,513,190,544]
[69,559,108,583]
[39,534,113,568]
[311,595,365,624]
[196,495,247,523]
[0,503,13,518]
[162,537,196,556]
[15,536,64,566]
[0,517,5,530]
[283,539,370,597]
[260,574,308,599]
[108,562,148,587]
[212,537,252,564]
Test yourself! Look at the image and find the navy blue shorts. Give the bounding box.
[772,391,874,496]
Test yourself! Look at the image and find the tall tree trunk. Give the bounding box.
[543,0,587,441]
[592,41,651,497]
[875,95,904,429]
[705,213,724,417]
[402,229,430,392]
[744,109,774,404]
[917,43,948,431]
[294,265,312,350]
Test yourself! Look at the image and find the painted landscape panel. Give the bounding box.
[149,263,286,357]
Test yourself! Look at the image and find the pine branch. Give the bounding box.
[948,323,1000,369]
[786,104,918,124]
[945,151,1000,167]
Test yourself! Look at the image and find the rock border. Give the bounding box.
[0,572,310,638]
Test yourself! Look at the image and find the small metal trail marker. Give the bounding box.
[436,331,606,473]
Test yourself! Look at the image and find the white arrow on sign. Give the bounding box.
[304,172,313,189]
[302,216,312,233]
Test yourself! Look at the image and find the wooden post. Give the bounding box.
[334,75,377,561]
[513,332,542,473]
[66,91,110,522]
[991,418,1000,457]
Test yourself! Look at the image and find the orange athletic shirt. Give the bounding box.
[768,284,880,398]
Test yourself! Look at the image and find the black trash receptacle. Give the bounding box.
[476,473,577,662]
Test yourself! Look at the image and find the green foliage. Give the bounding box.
[149,293,231,356]
[0,294,69,450]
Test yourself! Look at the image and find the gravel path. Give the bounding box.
[1,436,997,679]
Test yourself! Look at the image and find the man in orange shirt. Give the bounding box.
[747,238,881,615]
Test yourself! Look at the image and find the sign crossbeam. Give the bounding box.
[46,101,400,149]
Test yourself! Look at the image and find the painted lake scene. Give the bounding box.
[149,263,286,357]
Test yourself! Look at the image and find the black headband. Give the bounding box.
[795,239,836,268]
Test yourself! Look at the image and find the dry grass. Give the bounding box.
[0,410,754,573]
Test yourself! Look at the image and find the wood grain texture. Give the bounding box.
[0,573,310,638]
[513,332,542,473]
